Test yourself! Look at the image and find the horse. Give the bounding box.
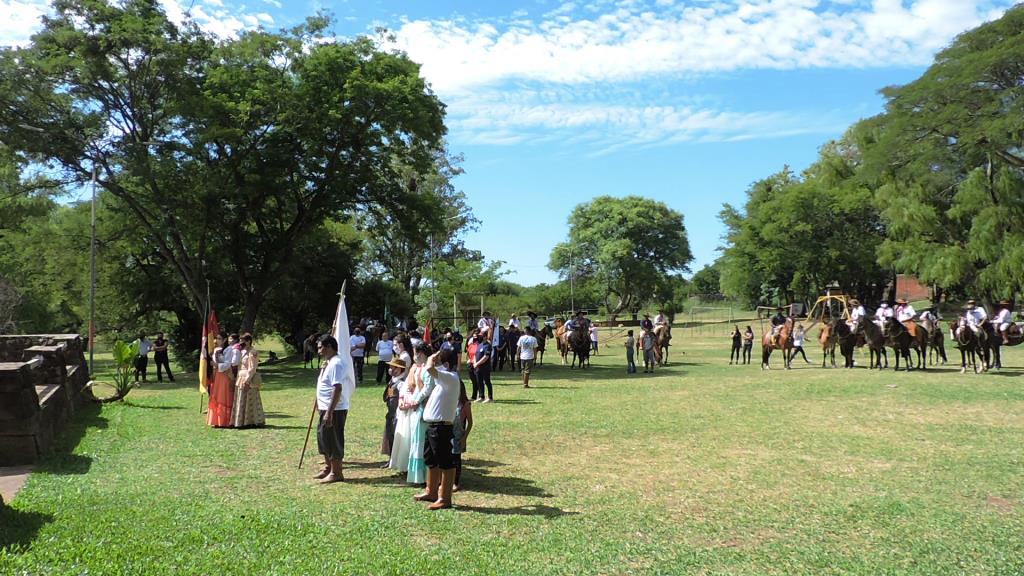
[302,334,321,370]
[831,319,857,368]
[567,326,591,369]
[554,319,569,365]
[882,318,919,371]
[860,320,888,370]
[951,319,985,373]
[537,324,554,366]
[653,324,672,365]
[761,317,794,369]
[504,325,522,371]
[919,316,947,365]
[819,321,837,368]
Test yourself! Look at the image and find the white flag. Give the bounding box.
[492,317,500,347]
[332,289,357,395]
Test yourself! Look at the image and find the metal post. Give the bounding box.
[569,245,575,314]
[453,294,458,335]
[88,166,97,375]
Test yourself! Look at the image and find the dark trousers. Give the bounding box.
[375,360,388,384]
[454,453,463,486]
[791,346,809,363]
[626,349,636,373]
[382,396,398,455]
[730,345,742,364]
[353,356,364,383]
[155,353,174,381]
[742,344,753,364]
[476,367,493,400]
[468,367,480,399]
[133,356,148,381]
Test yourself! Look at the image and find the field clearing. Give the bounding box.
[2,330,1023,575]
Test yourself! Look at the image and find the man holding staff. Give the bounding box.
[315,335,353,484]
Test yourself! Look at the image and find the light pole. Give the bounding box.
[88,166,97,374]
[569,244,575,314]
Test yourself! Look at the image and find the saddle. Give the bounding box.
[902,320,917,337]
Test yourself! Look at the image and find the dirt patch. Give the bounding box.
[986,494,1016,514]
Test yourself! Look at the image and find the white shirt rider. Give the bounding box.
[966,304,988,332]
[896,304,916,323]
[654,313,668,327]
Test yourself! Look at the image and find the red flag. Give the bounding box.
[424,319,432,345]
[199,310,220,394]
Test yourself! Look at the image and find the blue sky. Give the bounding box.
[2,0,1017,286]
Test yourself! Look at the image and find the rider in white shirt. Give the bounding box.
[848,299,866,331]
[959,299,988,337]
[994,300,1014,344]
[874,303,891,328]
[895,299,916,323]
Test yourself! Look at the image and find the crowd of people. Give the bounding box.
[204,332,266,429]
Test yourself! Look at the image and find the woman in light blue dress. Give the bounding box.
[403,343,434,484]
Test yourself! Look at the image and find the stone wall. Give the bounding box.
[0,335,87,466]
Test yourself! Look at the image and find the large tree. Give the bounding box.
[0,0,447,334]
[858,4,1024,299]
[549,196,693,318]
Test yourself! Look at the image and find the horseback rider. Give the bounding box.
[770,307,787,347]
[654,310,669,328]
[957,299,989,342]
[640,313,654,332]
[525,311,540,333]
[895,298,917,336]
[994,300,1014,344]
[874,302,892,329]
[565,311,589,333]
[848,299,866,332]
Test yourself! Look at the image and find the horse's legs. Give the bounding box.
[762,347,771,369]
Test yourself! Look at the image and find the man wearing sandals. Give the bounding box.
[314,335,354,484]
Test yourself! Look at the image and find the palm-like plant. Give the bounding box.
[85,340,139,403]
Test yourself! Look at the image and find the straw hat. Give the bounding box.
[896,298,908,305]
[385,358,407,369]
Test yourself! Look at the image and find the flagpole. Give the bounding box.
[299,280,346,469]
[201,281,211,413]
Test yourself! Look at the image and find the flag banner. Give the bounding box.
[424,319,432,345]
[332,288,357,392]
[199,311,220,394]
[492,317,500,347]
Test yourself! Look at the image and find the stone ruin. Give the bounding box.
[0,335,89,466]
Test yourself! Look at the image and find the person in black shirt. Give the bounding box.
[153,332,174,382]
[730,326,742,365]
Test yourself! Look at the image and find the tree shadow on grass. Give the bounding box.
[456,503,577,519]
[0,507,53,552]
[122,401,183,410]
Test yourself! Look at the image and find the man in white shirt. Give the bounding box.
[654,311,669,327]
[133,333,152,382]
[894,298,917,336]
[994,300,1014,344]
[477,311,495,335]
[349,327,366,384]
[413,349,461,510]
[315,335,354,484]
[874,303,891,328]
[848,299,866,332]
[517,327,539,388]
[508,314,521,329]
[963,299,988,336]
[375,330,395,384]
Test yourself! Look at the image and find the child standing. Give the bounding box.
[452,381,473,492]
[624,330,637,374]
[640,329,657,373]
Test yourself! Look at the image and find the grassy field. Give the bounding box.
[2,330,1023,575]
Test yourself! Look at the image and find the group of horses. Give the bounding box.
[765,311,1019,368]
[763,315,1022,373]
[551,319,672,369]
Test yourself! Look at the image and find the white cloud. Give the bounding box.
[0,0,274,47]
[389,0,1017,94]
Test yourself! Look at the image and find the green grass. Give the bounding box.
[2,333,1023,575]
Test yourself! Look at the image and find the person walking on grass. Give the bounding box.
[742,326,754,365]
[790,324,811,364]
[729,326,742,365]
[639,328,657,373]
[412,349,461,510]
[625,329,637,374]
[517,326,539,388]
[314,335,353,484]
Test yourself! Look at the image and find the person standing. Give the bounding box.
[350,328,366,385]
[231,333,265,429]
[452,381,473,492]
[729,326,742,365]
[639,329,657,373]
[380,358,407,463]
[473,330,494,403]
[624,329,637,374]
[375,329,394,384]
[412,349,461,510]
[313,335,352,484]
[465,330,481,401]
[207,332,235,428]
[517,327,539,388]
[403,343,434,484]
[133,333,152,382]
[742,326,754,364]
[589,324,599,354]
[152,332,174,382]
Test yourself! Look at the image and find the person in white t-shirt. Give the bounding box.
[517,327,539,388]
[350,328,366,384]
[994,300,1014,344]
[314,334,354,484]
[133,333,152,382]
[413,349,461,510]
[375,329,395,384]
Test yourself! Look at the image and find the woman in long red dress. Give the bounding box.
[207,333,236,427]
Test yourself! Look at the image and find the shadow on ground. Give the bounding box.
[0,506,53,552]
[456,503,577,518]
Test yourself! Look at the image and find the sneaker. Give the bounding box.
[483,398,492,403]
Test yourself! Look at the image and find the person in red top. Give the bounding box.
[465,329,481,401]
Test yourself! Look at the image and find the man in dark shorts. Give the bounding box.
[413,349,461,510]
[315,335,354,484]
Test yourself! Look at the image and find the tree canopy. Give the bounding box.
[549,195,692,317]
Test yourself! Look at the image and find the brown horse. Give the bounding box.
[567,325,591,368]
[761,318,794,369]
[654,324,672,365]
[554,319,569,365]
[819,322,837,368]
[919,316,947,365]
[536,324,554,366]
[861,320,888,370]
[951,319,985,373]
